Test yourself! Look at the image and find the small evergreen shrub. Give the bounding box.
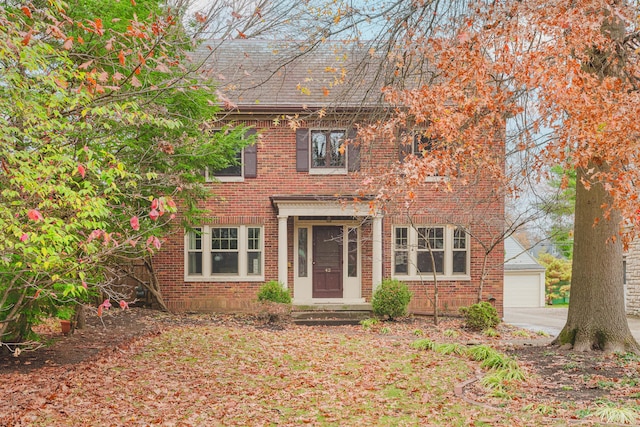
[257,281,291,304]
[459,302,500,331]
[371,279,412,320]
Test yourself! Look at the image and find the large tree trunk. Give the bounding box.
[553,162,639,353]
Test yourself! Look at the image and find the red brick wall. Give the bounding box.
[153,118,505,316]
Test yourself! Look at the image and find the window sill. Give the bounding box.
[392,275,471,282]
[207,176,245,183]
[184,275,265,282]
[425,176,448,183]
[309,168,348,175]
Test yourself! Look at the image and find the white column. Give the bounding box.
[278,215,288,289]
[372,215,383,292]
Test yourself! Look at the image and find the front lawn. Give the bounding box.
[3,311,638,426]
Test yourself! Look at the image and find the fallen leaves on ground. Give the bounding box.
[1,310,637,426]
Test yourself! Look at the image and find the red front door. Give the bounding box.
[312,226,343,298]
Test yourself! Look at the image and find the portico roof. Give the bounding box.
[270,194,378,217]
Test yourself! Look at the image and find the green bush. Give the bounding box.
[460,302,500,331]
[371,279,412,320]
[257,281,291,304]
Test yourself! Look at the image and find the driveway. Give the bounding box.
[503,307,640,341]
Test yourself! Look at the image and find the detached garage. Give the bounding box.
[504,236,546,308]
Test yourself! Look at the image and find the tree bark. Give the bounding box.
[553,162,640,353]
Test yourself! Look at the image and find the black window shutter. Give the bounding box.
[244,128,257,178]
[296,128,309,172]
[346,128,360,172]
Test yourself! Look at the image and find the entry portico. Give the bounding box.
[271,196,383,304]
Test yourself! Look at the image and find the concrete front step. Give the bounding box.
[292,303,372,312]
[291,304,373,326]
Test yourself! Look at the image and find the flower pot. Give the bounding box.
[60,320,72,335]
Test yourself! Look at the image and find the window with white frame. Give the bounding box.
[311,129,346,170]
[204,150,244,183]
[393,225,469,279]
[185,225,264,280]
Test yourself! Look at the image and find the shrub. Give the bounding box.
[257,281,291,304]
[459,302,500,331]
[371,279,412,320]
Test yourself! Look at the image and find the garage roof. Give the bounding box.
[505,236,546,272]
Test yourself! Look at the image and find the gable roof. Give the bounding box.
[504,236,545,272]
[192,39,426,112]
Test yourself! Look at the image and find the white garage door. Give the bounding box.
[504,272,544,308]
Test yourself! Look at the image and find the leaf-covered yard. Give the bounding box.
[2,309,640,426]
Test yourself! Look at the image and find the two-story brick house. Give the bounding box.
[152,40,505,315]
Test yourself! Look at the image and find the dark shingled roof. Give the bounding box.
[192,39,422,111]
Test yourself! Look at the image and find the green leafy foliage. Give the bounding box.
[257,281,292,304]
[591,404,638,424]
[360,318,379,330]
[544,166,576,259]
[371,279,412,320]
[537,252,572,303]
[467,345,500,362]
[409,338,436,351]
[434,342,466,356]
[0,1,247,342]
[459,302,500,331]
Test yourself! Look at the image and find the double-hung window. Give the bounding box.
[296,128,359,174]
[185,225,264,281]
[393,225,469,279]
[311,130,346,169]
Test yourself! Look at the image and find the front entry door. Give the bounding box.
[312,226,343,298]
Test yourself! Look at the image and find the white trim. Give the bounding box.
[272,199,374,217]
[278,216,288,288]
[372,216,383,290]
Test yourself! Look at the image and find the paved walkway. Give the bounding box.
[503,307,640,341]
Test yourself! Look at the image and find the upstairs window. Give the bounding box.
[399,129,442,181]
[399,130,437,161]
[311,130,346,169]
[205,128,257,182]
[213,152,243,179]
[296,128,359,174]
[413,133,435,158]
